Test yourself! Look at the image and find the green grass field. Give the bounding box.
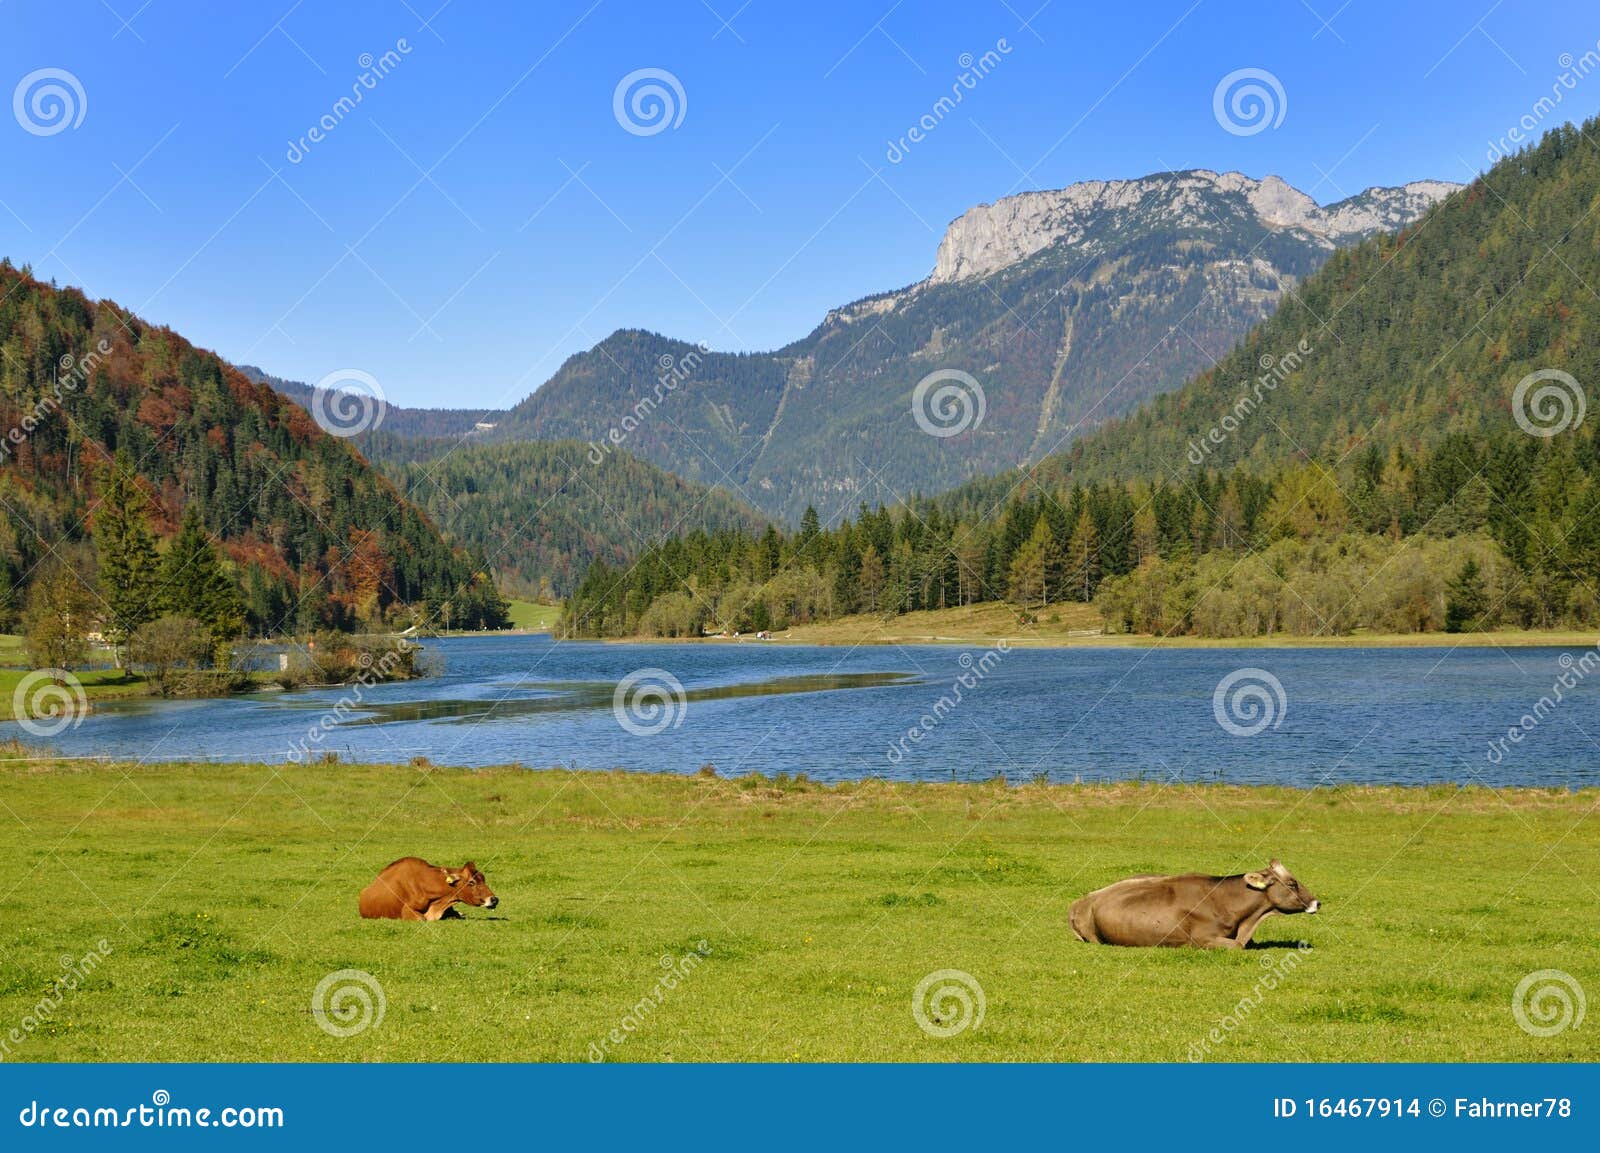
[0,761,1594,1062]
[0,667,152,722]
[506,600,559,632]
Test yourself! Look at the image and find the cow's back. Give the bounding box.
[1072,873,1215,947]
[358,856,435,919]
[1069,874,1164,943]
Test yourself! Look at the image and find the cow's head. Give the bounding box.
[445,861,498,910]
[1244,859,1319,914]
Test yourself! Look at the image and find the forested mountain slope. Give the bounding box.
[386,439,768,597]
[1054,125,1596,482]
[0,261,502,632]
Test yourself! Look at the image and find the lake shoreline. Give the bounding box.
[2,758,1591,797]
[0,756,1587,785]
[572,600,1599,650]
[595,627,1600,650]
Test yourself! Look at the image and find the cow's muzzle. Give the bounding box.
[484,896,499,909]
[1306,899,1320,914]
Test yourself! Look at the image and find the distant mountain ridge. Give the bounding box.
[489,168,1458,521]
[239,365,505,440]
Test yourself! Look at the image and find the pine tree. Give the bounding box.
[1445,558,1489,633]
[799,505,821,545]
[1065,507,1101,601]
[94,452,161,662]
[160,507,246,664]
[858,543,886,612]
[1009,517,1061,609]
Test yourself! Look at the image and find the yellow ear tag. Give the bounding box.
[446,874,460,885]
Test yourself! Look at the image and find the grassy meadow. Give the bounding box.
[505,599,560,632]
[0,666,152,721]
[0,759,1594,1062]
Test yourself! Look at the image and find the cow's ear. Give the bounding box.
[462,860,478,873]
[1244,872,1270,890]
[445,873,460,886]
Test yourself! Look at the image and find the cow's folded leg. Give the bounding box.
[399,905,424,921]
[422,898,457,921]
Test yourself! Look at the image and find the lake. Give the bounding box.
[15,635,1600,787]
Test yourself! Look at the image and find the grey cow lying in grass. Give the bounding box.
[1070,859,1320,948]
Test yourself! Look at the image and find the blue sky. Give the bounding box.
[2,0,1597,409]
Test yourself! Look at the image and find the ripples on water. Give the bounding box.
[19,635,1600,788]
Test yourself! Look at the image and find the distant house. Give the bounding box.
[473,421,497,432]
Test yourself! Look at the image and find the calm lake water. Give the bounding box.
[17,635,1600,787]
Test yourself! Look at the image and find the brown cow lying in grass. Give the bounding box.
[1069,859,1319,948]
[358,857,499,920]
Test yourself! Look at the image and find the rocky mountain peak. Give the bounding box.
[929,170,1460,284]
